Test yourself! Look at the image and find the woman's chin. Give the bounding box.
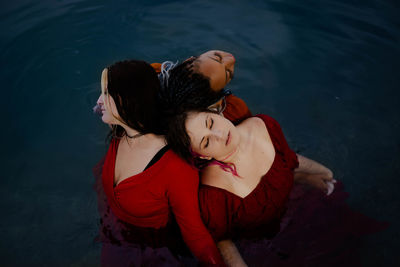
[101,116,111,124]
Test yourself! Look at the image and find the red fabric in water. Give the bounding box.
[236,182,389,266]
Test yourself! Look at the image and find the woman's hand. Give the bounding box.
[294,172,336,195]
[294,154,336,195]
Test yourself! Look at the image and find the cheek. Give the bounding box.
[190,144,205,157]
[210,75,225,91]
[101,111,111,122]
[190,142,212,158]
[107,101,119,119]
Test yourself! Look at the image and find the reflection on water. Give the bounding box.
[0,0,399,265]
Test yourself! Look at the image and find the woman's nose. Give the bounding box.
[222,53,235,66]
[211,129,224,140]
[97,94,103,105]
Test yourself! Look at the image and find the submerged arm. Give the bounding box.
[217,240,248,267]
[294,154,335,195]
[295,154,333,176]
[168,162,225,265]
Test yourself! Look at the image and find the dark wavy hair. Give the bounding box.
[158,57,226,117]
[106,60,165,138]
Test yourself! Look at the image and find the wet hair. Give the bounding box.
[166,110,239,176]
[106,60,164,138]
[158,57,226,117]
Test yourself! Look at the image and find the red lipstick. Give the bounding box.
[225,131,231,146]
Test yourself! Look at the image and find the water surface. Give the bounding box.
[0,0,399,265]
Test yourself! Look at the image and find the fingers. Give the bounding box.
[326,181,335,196]
[302,173,337,196]
[316,178,329,192]
[317,177,336,196]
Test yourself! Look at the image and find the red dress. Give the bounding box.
[101,138,224,265]
[199,114,299,242]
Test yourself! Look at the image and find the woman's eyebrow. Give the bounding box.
[208,56,219,63]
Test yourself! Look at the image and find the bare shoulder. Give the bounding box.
[240,117,268,135]
[200,165,233,189]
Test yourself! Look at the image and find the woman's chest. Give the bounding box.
[114,141,164,186]
[114,181,169,218]
[232,141,276,196]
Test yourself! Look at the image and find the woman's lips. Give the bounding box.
[225,131,231,146]
[93,104,102,115]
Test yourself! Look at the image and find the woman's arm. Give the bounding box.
[294,154,336,195]
[167,160,226,266]
[217,240,248,267]
[295,154,333,176]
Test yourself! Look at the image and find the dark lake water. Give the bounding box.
[1,0,399,266]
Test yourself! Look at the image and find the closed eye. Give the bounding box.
[204,138,209,148]
[226,69,233,80]
[214,52,222,62]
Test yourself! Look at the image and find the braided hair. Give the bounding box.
[158,57,225,117]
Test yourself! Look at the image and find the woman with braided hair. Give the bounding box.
[153,50,252,124]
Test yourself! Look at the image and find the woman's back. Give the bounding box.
[114,134,166,186]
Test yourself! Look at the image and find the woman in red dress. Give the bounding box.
[166,110,335,266]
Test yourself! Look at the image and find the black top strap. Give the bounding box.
[144,145,170,171]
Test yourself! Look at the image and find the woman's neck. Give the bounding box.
[220,124,251,165]
[120,124,166,147]
[123,126,142,139]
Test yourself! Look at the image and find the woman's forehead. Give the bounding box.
[186,112,205,127]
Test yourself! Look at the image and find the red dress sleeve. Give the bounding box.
[223,94,252,125]
[199,186,236,242]
[167,155,225,266]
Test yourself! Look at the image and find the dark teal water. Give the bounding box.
[1,0,399,266]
